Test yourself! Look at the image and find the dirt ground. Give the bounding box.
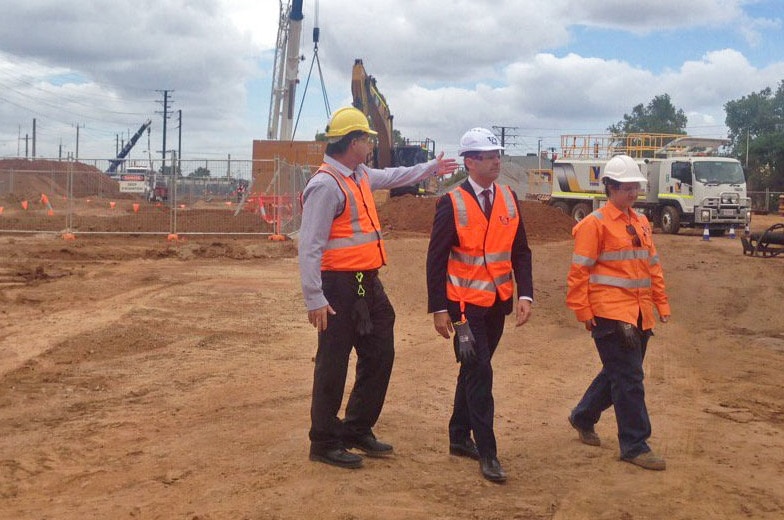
[1,195,783,519]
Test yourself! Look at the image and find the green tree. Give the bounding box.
[724,81,784,190]
[190,166,211,178]
[393,129,406,147]
[608,94,688,135]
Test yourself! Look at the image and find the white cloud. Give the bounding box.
[0,0,782,160]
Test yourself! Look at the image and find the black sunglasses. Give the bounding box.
[626,225,642,247]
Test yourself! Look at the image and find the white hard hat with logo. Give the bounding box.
[457,127,505,156]
[601,154,647,184]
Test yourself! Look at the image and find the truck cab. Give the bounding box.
[643,138,750,234]
[547,134,751,234]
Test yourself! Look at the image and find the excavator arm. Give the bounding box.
[351,59,394,168]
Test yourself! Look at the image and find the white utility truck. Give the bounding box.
[548,134,751,235]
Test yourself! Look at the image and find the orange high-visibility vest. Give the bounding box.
[317,164,386,271]
[566,203,670,330]
[446,184,519,308]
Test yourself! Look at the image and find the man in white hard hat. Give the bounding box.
[426,127,533,482]
[566,154,671,470]
[299,107,458,469]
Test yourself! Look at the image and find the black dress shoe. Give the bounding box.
[309,448,363,469]
[345,434,394,458]
[449,439,480,460]
[480,456,507,483]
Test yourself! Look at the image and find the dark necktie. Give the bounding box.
[481,189,492,220]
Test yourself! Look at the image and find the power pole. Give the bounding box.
[538,138,542,170]
[74,123,83,160]
[32,118,36,158]
[492,126,519,153]
[156,89,174,174]
[177,109,182,176]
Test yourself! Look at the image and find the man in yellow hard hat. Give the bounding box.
[299,107,458,469]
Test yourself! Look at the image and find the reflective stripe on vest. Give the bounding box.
[317,164,386,271]
[446,184,518,307]
[589,274,651,289]
[599,249,650,261]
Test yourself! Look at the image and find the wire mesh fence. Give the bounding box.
[748,190,784,215]
[0,157,317,236]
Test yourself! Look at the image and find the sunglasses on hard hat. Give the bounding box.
[626,225,642,247]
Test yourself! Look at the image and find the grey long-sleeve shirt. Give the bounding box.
[298,154,440,311]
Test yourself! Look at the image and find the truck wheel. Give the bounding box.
[552,201,570,215]
[660,205,681,234]
[571,203,592,222]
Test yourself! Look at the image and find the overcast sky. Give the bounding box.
[1,0,783,163]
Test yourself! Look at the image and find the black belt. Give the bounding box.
[322,269,379,280]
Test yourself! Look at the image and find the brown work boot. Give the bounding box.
[622,451,666,471]
[568,415,601,447]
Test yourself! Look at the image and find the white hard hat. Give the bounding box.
[457,127,505,156]
[601,154,647,184]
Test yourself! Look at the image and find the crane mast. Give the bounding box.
[267,0,304,141]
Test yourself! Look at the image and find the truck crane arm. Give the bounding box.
[106,119,153,174]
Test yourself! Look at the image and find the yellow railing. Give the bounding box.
[560,133,685,159]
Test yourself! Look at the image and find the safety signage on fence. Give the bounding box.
[120,173,146,182]
[119,181,147,193]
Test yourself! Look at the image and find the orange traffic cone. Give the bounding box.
[21,200,28,210]
[110,201,116,209]
[132,203,140,213]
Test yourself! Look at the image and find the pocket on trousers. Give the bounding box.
[590,316,617,340]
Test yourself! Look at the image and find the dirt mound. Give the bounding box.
[377,194,574,242]
[0,159,123,200]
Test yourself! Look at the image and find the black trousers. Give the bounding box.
[447,300,507,459]
[309,270,395,452]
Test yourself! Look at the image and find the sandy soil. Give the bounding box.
[1,200,783,519]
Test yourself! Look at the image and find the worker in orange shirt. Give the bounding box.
[566,154,671,471]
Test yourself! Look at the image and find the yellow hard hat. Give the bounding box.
[325,107,377,139]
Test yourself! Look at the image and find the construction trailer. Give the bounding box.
[251,139,325,192]
[547,133,751,235]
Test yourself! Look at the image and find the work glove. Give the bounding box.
[351,298,373,336]
[616,321,642,350]
[453,320,477,364]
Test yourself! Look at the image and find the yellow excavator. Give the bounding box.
[351,58,435,196]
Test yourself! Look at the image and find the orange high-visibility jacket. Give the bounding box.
[566,202,670,330]
[446,184,519,308]
[318,164,386,272]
